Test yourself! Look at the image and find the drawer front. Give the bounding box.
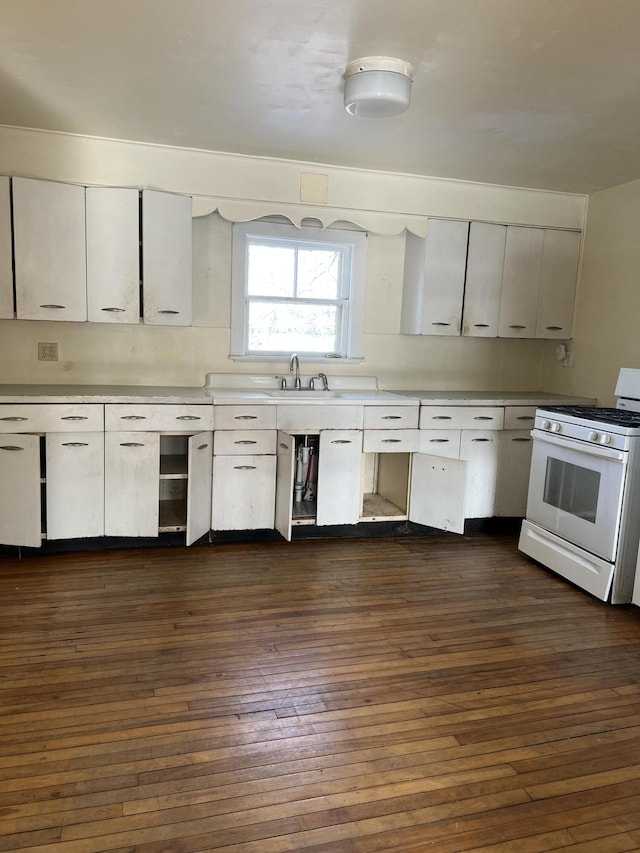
[504,406,537,430]
[363,406,419,429]
[418,429,462,459]
[105,404,214,431]
[213,405,276,430]
[419,406,504,430]
[213,430,277,456]
[0,403,104,433]
[277,405,363,431]
[363,429,419,453]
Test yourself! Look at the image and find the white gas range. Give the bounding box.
[519,368,640,603]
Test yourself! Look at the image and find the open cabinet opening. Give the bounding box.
[292,434,320,525]
[159,434,188,531]
[361,452,411,521]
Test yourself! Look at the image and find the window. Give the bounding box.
[231,221,366,360]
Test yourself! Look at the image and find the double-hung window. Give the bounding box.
[231,221,366,359]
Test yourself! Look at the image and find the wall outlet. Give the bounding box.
[38,342,58,362]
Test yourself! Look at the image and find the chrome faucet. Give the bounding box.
[309,372,330,391]
[289,353,301,389]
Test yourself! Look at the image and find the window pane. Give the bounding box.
[297,248,340,299]
[247,244,294,296]
[248,301,338,353]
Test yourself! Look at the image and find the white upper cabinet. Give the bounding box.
[142,189,192,326]
[86,187,140,324]
[462,222,506,337]
[401,219,469,336]
[535,229,581,339]
[0,177,13,319]
[13,177,87,322]
[498,226,544,338]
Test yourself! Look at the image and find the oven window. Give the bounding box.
[543,457,601,523]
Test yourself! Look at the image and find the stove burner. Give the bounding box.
[541,405,640,428]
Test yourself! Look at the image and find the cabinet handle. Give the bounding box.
[432,322,450,326]
[120,415,146,420]
[234,440,257,445]
[120,442,145,447]
[39,304,65,309]
[429,438,450,443]
[432,416,452,420]
[516,415,534,421]
[0,416,28,421]
[473,323,490,328]
[381,439,402,443]
[331,439,352,444]
[61,415,88,421]
[546,326,563,330]
[234,415,258,420]
[101,307,126,313]
[158,309,180,315]
[234,465,256,470]
[61,442,89,447]
[471,438,492,442]
[512,437,532,442]
[176,415,201,420]
[381,415,402,420]
[198,443,209,450]
[509,325,527,329]
[279,442,290,450]
[474,416,494,421]
[0,445,24,451]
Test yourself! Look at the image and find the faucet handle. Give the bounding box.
[318,372,329,390]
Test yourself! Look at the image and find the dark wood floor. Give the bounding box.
[1,533,640,852]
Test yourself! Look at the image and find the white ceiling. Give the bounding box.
[1,0,640,194]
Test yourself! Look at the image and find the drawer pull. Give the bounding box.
[176,415,201,421]
[471,438,492,442]
[120,442,145,447]
[198,444,209,450]
[61,415,88,421]
[235,415,258,420]
[234,440,257,445]
[0,416,28,421]
[432,322,450,326]
[121,415,146,420]
[39,304,65,309]
[234,465,257,470]
[474,416,494,421]
[158,309,180,315]
[381,439,402,443]
[512,437,532,443]
[279,442,289,450]
[546,325,563,330]
[0,445,24,451]
[331,439,352,444]
[432,416,452,420]
[473,323,490,328]
[101,307,126,312]
[381,415,402,420]
[429,438,450,443]
[516,415,534,421]
[61,442,89,447]
[509,324,527,329]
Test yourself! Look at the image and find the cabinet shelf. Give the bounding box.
[159,454,188,478]
[361,493,407,522]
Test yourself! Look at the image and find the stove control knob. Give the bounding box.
[588,430,600,442]
[550,422,562,433]
[599,433,612,445]
[540,419,551,430]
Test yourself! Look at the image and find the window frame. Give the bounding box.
[230,220,367,361]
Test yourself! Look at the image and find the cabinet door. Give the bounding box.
[535,229,581,339]
[86,187,140,323]
[186,431,213,545]
[46,432,104,540]
[142,190,192,326]
[275,431,295,541]
[494,430,534,517]
[0,176,13,319]
[212,455,276,531]
[0,434,42,547]
[498,226,544,338]
[401,220,469,335]
[408,453,466,534]
[104,432,160,537]
[13,178,87,322]
[462,222,506,337]
[460,430,500,518]
[316,430,362,526]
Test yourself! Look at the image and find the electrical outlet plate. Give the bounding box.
[38,342,58,362]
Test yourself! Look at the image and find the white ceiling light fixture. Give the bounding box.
[343,56,414,118]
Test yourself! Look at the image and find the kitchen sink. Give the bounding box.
[266,389,344,399]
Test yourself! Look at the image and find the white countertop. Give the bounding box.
[0,384,211,404]
[393,390,597,406]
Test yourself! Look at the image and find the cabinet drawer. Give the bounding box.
[363,406,419,429]
[418,429,461,459]
[0,404,104,433]
[363,429,419,453]
[503,406,537,430]
[213,405,276,430]
[419,406,504,430]
[213,430,276,456]
[277,405,363,431]
[105,404,213,431]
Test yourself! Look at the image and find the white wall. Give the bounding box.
[0,126,587,391]
[541,178,640,406]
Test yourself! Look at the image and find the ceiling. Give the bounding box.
[1,0,640,194]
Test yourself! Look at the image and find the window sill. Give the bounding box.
[229,354,364,365]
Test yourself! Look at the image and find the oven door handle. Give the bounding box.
[531,429,626,462]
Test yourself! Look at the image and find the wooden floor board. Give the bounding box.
[1,532,640,851]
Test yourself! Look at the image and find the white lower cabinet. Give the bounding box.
[408,453,467,533]
[0,434,42,547]
[275,429,362,541]
[494,430,534,517]
[46,433,105,540]
[459,430,500,518]
[212,429,277,531]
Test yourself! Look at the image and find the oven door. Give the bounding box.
[526,430,627,562]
